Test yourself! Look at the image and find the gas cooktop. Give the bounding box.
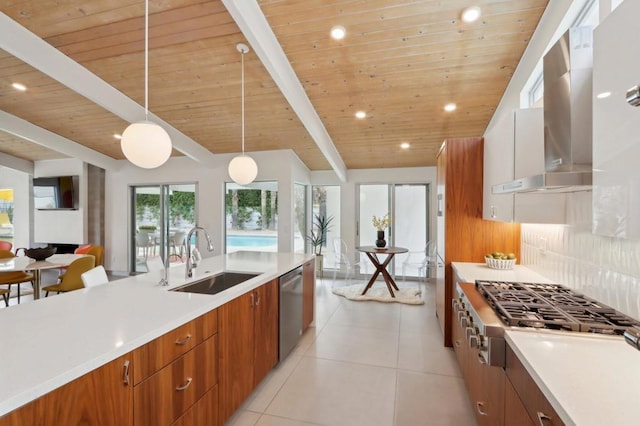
[475,280,640,335]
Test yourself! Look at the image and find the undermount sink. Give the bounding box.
[171,272,259,295]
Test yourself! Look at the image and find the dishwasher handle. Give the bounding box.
[280,267,303,291]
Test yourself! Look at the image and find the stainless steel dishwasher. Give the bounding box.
[279,266,303,361]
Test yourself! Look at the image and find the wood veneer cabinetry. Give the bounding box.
[505,345,564,425]
[451,293,504,426]
[0,354,133,426]
[218,279,279,424]
[303,258,315,331]
[436,137,521,346]
[133,309,219,426]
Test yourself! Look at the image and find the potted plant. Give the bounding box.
[372,213,391,247]
[306,214,334,274]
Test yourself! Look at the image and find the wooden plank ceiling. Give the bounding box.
[0,0,548,170]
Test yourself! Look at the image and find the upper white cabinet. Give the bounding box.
[593,0,640,239]
[484,108,554,223]
[483,111,515,222]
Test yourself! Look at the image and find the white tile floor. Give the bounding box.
[226,277,476,426]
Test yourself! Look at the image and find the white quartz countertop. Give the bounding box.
[506,329,640,426]
[0,251,313,416]
[452,262,554,284]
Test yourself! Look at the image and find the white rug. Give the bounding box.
[332,284,424,305]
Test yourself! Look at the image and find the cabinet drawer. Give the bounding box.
[134,335,217,426]
[134,309,217,384]
[172,384,219,426]
[505,346,564,426]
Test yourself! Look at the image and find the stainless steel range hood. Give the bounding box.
[493,27,593,194]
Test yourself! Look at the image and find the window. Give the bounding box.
[131,184,197,273]
[225,182,278,253]
[293,184,306,253]
[311,186,340,270]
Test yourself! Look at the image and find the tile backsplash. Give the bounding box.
[522,223,640,321]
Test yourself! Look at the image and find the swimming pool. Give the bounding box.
[227,234,277,248]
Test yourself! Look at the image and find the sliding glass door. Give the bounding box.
[357,183,429,278]
[130,183,197,273]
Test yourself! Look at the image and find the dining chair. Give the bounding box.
[0,249,34,305]
[145,256,165,273]
[43,255,95,296]
[168,231,186,262]
[86,245,104,266]
[58,244,93,277]
[401,241,438,282]
[0,241,12,251]
[81,266,109,288]
[331,238,365,285]
[136,231,155,258]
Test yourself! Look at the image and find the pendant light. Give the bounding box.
[228,43,258,185]
[121,0,172,169]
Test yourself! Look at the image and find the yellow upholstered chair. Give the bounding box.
[86,245,104,266]
[0,249,34,305]
[43,255,95,296]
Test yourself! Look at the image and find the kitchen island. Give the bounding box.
[0,251,314,422]
[452,262,640,426]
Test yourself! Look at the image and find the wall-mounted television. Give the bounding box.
[33,176,79,210]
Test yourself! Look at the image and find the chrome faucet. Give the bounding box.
[185,226,214,278]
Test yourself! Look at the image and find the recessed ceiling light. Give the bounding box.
[596,91,612,99]
[461,6,482,23]
[444,103,457,112]
[113,134,123,140]
[331,25,346,40]
[355,110,367,119]
[400,142,410,149]
[11,82,27,91]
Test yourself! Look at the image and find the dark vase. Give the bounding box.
[375,230,386,248]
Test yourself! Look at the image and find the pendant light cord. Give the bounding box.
[241,49,245,155]
[144,0,149,121]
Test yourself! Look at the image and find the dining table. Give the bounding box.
[0,254,87,300]
[356,246,408,298]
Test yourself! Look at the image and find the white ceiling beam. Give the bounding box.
[0,110,120,171]
[0,151,33,175]
[0,13,217,167]
[222,0,348,182]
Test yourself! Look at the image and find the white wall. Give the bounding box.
[0,165,31,249]
[33,159,88,244]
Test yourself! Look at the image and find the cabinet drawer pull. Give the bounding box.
[122,360,130,385]
[250,293,255,307]
[476,401,488,416]
[537,411,552,425]
[255,292,261,306]
[455,340,461,348]
[175,377,193,391]
[175,334,192,346]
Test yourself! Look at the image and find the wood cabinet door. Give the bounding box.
[172,385,219,426]
[466,347,505,426]
[505,376,534,426]
[253,279,279,386]
[134,336,217,426]
[218,292,255,424]
[0,354,134,426]
[506,346,563,425]
[302,259,315,331]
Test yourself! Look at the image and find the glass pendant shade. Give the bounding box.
[228,155,258,185]
[121,121,172,169]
